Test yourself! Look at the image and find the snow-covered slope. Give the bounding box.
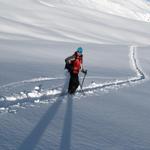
[41,0,150,22]
[0,0,150,150]
[0,0,150,45]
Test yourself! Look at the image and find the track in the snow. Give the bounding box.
[0,46,146,112]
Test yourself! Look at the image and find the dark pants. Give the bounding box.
[68,72,79,94]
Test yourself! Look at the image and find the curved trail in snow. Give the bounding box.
[0,46,146,112]
[0,75,112,90]
[82,45,146,92]
[0,77,62,89]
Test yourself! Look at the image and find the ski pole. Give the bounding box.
[80,70,87,93]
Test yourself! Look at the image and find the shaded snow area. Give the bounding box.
[0,0,150,150]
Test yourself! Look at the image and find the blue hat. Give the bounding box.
[77,47,83,54]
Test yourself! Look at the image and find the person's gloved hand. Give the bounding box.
[82,69,87,75]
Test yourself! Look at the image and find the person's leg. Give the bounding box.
[73,74,79,92]
[68,73,79,94]
[68,72,73,93]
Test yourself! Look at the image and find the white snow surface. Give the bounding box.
[0,0,150,150]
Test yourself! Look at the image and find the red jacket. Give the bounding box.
[72,52,82,74]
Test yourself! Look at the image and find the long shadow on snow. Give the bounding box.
[18,95,64,150]
[59,95,73,150]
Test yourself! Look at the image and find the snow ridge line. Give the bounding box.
[38,0,55,7]
[0,46,146,110]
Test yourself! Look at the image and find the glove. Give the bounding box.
[82,69,87,75]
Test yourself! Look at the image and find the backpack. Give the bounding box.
[65,63,73,72]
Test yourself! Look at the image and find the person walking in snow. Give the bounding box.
[65,47,87,94]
